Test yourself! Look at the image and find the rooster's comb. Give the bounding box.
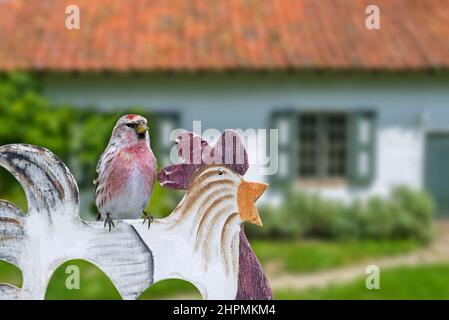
[158,130,248,190]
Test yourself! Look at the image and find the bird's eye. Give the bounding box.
[218,169,223,176]
[126,123,137,129]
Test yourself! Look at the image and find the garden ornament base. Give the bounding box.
[0,133,272,300]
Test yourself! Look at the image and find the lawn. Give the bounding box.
[0,239,422,299]
[275,263,449,300]
[253,239,420,274]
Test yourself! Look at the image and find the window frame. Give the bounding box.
[270,108,377,189]
[298,111,350,186]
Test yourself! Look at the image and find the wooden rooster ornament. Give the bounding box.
[0,131,272,300]
[155,130,272,299]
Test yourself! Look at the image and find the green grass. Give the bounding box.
[45,260,201,300]
[45,260,121,300]
[0,260,201,300]
[0,261,22,288]
[275,263,449,300]
[252,239,420,274]
[0,239,421,299]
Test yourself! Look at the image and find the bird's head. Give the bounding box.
[190,165,268,226]
[113,114,149,142]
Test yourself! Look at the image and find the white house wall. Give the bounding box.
[42,73,449,202]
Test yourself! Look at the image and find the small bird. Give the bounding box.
[94,114,157,231]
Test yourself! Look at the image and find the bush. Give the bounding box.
[389,187,434,242]
[247,187,435,243]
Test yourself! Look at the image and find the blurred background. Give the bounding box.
[0,0,449,299]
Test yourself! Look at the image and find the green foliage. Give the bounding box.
[275,263,449,300]
[389,187,435,243]
[247,186,435,243]
[146,183,183,218]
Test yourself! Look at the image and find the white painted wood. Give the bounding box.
[0,144,265,300]
[0,144,154,300]
[128,165,244,299]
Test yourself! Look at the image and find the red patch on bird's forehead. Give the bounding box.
[126,114,137,120]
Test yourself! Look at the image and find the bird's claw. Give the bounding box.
[104,213,115,232]
[142,212,154,230]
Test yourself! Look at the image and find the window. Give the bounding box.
[271,110,376,187]
[299,113,348,180]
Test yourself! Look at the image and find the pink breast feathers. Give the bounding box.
[106,146,155,200]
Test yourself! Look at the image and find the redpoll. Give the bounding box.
[94,114,157,231]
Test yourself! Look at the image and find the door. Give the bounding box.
[425,133,449,216]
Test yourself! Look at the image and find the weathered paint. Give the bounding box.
[0,144,154,300]
[237,227,272,300]
[0,144,271,300]
[158,130,249,189]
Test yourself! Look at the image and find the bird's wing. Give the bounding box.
[93,147,116,198]
[93,154,103,196]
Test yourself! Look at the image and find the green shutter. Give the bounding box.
[347,111,377,187]
[270,110,298,186]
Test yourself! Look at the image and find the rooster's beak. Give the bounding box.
[237,181,268,226]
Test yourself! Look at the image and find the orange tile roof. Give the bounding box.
[0,0,448,71]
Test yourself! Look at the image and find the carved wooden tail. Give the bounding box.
[0,144,82,299]
[0,201,25,299]
[0,201,25,268]
[0,144,79,217]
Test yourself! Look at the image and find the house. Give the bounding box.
[1,0,449,214]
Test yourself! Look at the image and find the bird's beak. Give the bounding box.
[136,124,149,134]
[237,180,268,226]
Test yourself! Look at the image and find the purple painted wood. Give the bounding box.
[175,131,210,164]
[158,130,249,190]
[158,163,202,189]
[236,227,273,300]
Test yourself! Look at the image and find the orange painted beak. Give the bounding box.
[237,181,268,226]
